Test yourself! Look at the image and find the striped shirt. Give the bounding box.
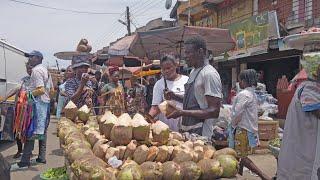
[65,77,94,108]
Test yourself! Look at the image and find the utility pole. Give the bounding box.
[126,6,131,35]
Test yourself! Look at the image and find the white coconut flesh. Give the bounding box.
[116,113,132,126]
[103,111,118,125]
[132,113,149,127]
[65,101,77,109]
[78,105,90,113]
[151,121,169,135]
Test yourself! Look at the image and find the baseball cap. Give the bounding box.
[25,50,43,59]
[71,55,91,69]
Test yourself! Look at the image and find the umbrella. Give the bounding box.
[108,56,150,67]
[130,26,235,60]
[108,35,136,56]
[54,51,94,60]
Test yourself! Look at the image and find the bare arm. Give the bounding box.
[148,105,160,118]
[70,73,89,103]
[167,96,221,120]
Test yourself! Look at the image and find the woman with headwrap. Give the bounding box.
[228,69,271,180]
[277,48,320,179]
[100,66,125,116]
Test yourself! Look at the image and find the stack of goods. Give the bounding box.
[76,39,92,53]
[64,101,91,124]
[58,110,240,179]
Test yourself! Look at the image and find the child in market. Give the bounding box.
[229,69,271,180]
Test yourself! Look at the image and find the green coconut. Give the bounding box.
[180,161,201,180]
[101,111,118,139]
[213,148,237,159]
[64,101,78,121]
[140,162,163,180]
[151,121,170,145]
[216,155,239,178]
[197,159,223,179]
[110,113,133,146]
[117,160,143,180]
[132,113,150,141]
[162,161,182,180]
[58,125,79,144]
[78,105,91,123]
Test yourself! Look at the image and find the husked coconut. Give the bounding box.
[155,146,169,163]
[172,146,183,160]
[193,140,205,148]
[166,146,174,161]
[169,132,184,141]
[132,113,150,141]
[64,101,78,121]
[77,105,90,123]
[194,146,204,162]
[180,161,201,180]
[140,162,163,180]
[123,140,138,160]
[203,145,216,159]
[110,113,132,146]
[117,160,143,180]
[216,155,239,178]
[181,141,193,150]
[173,149,194,163]
[105,147,120,161]
[213,148,237,158]
[93,139,109,160]
[101,111,118,139]
[133,145,149,164]
[146,146,159,162]
[162,161,182,180]
[106,167,119,177]
[117,146,127,160]
[167,139,183,146]
[86,130,104,147]
[197,159,223,179]
[158,100,176,116]
[151,121,169,145]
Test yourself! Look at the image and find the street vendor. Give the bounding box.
[166,36,222,138]
[277,56,320,179]
[65,55,94,108]
[148,55,188,131]
[229,69,271,180]
[100,65,125,116]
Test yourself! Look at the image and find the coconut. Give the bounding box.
[146,146,159,162]
[93,139,109,160]
[110,113,132,146]
[197,159,223,179]
[203,145,216,159]
[167,139,183,146]
[180,161,201,180]
[132,113,150,141]
[58,125,79,144]
[123,140,138,160]
[117,146,127,160]
[173,149,194,163]
[155,146,169,163]
[64,131,85,146]
[151,121,170,145]
[105,147,120,161]
[77,105,90,123]
[194,146,204,162]
[166,146,174,161]
[140,162,163,180]
[213,148,237,158]
[181,141,193,150]
[100,111,118,139]
[133,145,149,164]
[86,130,104,147]
[67,147,93,163]
[106,167,119,178]
[117,160,144,180]
[216,155,239,178]
[158,100,176,116]
[193,140,205,148]
[169,132,184,141]
[64,101,78,121]
[162,161,182,180]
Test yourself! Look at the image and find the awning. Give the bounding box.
[108,35,137,56]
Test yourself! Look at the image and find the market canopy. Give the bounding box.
[130,26,235,60]
[108,35,136,56]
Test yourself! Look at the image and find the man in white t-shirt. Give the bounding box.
[148,55,188,131]
[167,36,223,139]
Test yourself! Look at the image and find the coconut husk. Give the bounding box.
[133,145,149,164]
[197,159,223,180]
[169,132,184,141]
[146,146,159,162]
[213,148,237,159]
[193,140,205,148]
[180,161,201,180]
[181,141,193,150]
[167,139,183,146]
[215,154,239,178]
[110,113,132,146]
[58,125,79,144]
[105,147,120,161]
[140,162,163,180]
[203,145,216,159]
[173,149,194,163]
[155,146,169,163]
[93,139,109,160]
[116,146,127,160]
[117,160,143,180]
[132,113,150,141]
[151,121,169,145]
[86,130,104,147]
[194,146,204,162]
[162,161,182,180]
[64,101,78,121]
[123,140,137,160]
[77,105,90,123]
[166,146,174,161]
[100,111,118,138]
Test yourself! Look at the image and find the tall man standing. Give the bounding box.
[13,50,52,169]
[167,36,222,139]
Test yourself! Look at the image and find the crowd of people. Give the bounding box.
[0,35,319,180]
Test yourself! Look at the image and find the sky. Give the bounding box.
[0,0,177,68]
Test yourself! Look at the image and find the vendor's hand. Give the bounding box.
[81,73,90,85]
[166,102,183,119]
[164,90,175,100]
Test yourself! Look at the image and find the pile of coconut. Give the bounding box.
[58,109,240,179]
[64,101,91,124]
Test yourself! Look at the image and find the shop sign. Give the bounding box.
[226,11,280,58]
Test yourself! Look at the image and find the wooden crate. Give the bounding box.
[258,120,279,141]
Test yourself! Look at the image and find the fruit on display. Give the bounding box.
[216,155,239,178]
[117,160,143,180]
[100,111,118,139]
[133,145,149,164]
[64,101,78,121]
[213,148,237,158]
[180,161,201,180]
[151,121,170,145]
[197,159,223,179]
[162,161,182,180]
[110,113,133,146]
[140,162,163,180]
[132,113,150,141]
[93,139,109,160]
[78,105,91,123]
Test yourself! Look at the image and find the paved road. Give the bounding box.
[1,116,277,180]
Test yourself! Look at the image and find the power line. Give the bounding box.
[8,0,122,15]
